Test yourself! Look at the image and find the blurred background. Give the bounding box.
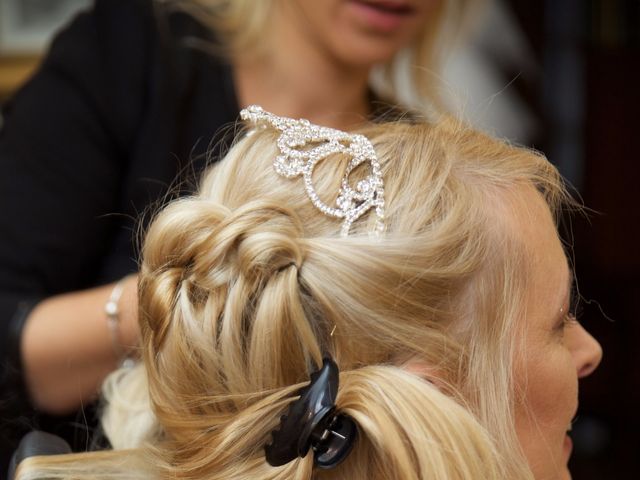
[0,0,638,478]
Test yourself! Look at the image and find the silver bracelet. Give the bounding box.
[105,276,135,368]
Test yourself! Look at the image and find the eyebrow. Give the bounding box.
[554,267,573,326]
[565,267,575,306]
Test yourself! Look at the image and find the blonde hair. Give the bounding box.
[17,118,567,479]
[172,0,479,109]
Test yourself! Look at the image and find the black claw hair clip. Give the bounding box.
[265,357,357,469]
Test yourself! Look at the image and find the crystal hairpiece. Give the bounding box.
[240,105,385,237]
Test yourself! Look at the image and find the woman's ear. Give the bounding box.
[400,356,449,392]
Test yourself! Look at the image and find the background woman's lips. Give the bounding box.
[346,0,418,33]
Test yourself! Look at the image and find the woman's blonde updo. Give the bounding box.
[16,118,568,480]
[127,117,564,480]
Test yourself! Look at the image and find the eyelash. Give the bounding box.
[562,311,578,327]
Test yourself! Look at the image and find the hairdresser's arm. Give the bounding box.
[0,0,154,419]
[21,276,139,414]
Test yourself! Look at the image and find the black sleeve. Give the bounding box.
[0,0,156,434]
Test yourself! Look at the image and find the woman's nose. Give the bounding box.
[569,322,603,378]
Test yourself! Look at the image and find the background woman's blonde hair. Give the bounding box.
[17,118,567,479]
[172,0,480,110]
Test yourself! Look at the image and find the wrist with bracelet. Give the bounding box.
[105,275,136,368]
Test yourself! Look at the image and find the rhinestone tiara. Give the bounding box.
[240,105,385,237]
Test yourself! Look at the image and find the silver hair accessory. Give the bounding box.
[240,105,385,237]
